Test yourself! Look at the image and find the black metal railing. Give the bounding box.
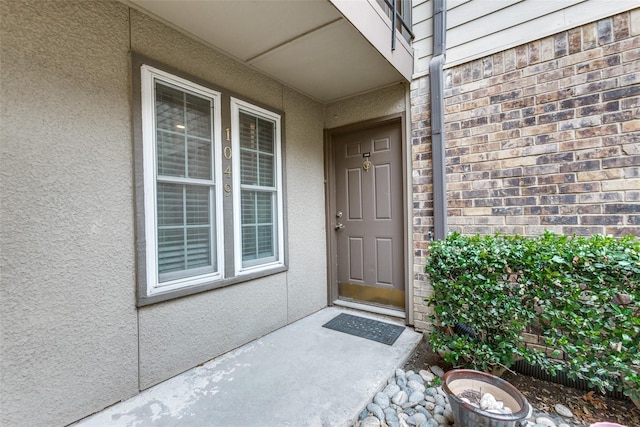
[379,0,414,50]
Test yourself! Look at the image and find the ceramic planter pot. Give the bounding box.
[442,369,530,427]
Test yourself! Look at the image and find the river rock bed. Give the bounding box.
[354,366,588,427]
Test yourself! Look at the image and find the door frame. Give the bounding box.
[324,113,411,322]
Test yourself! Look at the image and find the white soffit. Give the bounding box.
[249,19,401,102]
[126,0,406,103]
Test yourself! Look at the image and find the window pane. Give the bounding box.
[185,93,211,139]
[240,150,257,185]
[187,137,211,180]
[156,82,213,180]
[157,183,215,280]
[186,186,210,225]
[241,190,275,264]
[156,84,184,132]
[239,113,257,149]
[257,118,274,153]
[157,131,185,177]
[240,113,275,187]
[258,153,274,187]
[237,108,279,268]
[240,113,257,186]
[258,224,274,258]
[241,191,256,224]
[242,225,257,262]
[186,227,212,269]
[157,183,184,226]
[158,228,185,274]
[256,192,273,224]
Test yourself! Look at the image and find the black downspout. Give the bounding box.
[430,0,447,240]
[391,0,397,51]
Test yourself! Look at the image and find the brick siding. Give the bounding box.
[410,9,640,331]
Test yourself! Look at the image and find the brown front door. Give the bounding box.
[331,121,404,310]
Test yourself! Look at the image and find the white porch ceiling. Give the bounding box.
[126,0,407,103]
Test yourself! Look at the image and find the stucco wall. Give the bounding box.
[282,86,328,324]
[1,1,328,425]
[129,7,326,389]
[0,1,138,426]
[324,83,407,129]
[138,275,289,389]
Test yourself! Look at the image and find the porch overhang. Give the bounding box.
[123,0,413,103]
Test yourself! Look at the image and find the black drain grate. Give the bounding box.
[513,360,627,400]
[322,313,405,345]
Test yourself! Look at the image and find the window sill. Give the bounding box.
[137,264,288,307]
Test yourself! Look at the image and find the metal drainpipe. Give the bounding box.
[430,0,447,240]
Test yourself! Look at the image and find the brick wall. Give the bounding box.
[443,9,640,237]
[410,9,640,331]
[410,75,433,331]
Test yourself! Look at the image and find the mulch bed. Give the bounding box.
[403,338,640,427]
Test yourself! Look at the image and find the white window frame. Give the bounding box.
[231,97,285,275]
[141,65,224,296]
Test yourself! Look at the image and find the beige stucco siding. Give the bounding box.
[0,1,138,426]
[129,6,327,388]
[324,83,407,129]
[282,86,328,324]
[138,274,289,389]
[1,1,328,425]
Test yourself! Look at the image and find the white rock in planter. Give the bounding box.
[480,393,504,411]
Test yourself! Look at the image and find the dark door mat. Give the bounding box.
[322,313,405,345]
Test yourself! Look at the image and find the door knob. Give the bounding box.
[335,223,345,230]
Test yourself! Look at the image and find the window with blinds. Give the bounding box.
[155,82,216,282]
[232,99,283,273]
[140,65,223,296]
[239,112,277,266]
[136,61,285,303]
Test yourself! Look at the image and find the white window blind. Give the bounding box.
[232,99,284,272]
[155,82,216,281]
[137,62,285,302]
[141,66,223,295]
[239,112,276,265]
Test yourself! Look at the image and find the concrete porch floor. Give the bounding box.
[74,306,423,427]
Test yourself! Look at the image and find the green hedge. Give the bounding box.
[425,231,640,400]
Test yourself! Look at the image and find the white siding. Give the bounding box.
[412,0,433,75]
[412,0,640,76]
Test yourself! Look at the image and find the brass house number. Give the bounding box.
[224,128,232,196]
